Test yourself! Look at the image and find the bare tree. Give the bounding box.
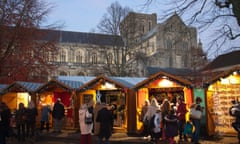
[144,0,240,58]
[0,0,58,83]
[96,1,147,76]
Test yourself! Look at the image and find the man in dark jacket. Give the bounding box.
[0,102,11,144]
[96,104,113,144]
[52,98,65,133]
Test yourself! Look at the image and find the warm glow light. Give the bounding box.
[101,82,116,89]
[233,71,237,75]
[158,79,173,87]
[220,77,229,84]
[17,93,30,108]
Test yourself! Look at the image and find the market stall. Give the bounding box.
[134,71,193,133]
[205,66,240,136]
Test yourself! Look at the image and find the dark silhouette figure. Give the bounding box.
[96,105,113,144]
[0,102,11,144]
[15,103,27,142]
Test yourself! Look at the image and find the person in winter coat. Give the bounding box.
[151,108,162,143]
[0,102,11,144]
[176,97,188,141]
[164,109,178,144]
[96,104,113,144]
[140,99,150,137]
[79,104,93,144]
[160,98,171,139]
[40,104,51,132]
[15,103,27,142]
[26,100,38,138]
[143,97,160,141]
[52,98,65,133]
[93,101,105,135]
[190,97,204,144]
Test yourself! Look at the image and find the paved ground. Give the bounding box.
[6,129,240,144]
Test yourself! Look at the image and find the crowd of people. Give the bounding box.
[0,98,66,144]
[139,96,203,144]
[0,95,203,144]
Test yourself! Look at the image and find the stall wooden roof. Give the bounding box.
[204,66,240,85]
[78,75,145,92]
[133,71,193,90]
[0,81,42,95]
[35,79,84,93]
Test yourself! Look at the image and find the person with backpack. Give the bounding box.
[79,104,93,144]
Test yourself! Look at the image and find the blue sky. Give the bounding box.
[43,0,161,32]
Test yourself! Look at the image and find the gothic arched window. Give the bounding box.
[107,53,113,64]
[92,53,97,64]
[60,49,67,62]
[76,50,83,63]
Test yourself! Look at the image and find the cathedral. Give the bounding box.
[47,12,206,79]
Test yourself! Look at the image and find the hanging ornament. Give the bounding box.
[96,90,102,102]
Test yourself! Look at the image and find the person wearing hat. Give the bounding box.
[52,98,65,133]
[176,97,188,142]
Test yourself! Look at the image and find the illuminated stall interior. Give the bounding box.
[0,81,42,112]
[78,75,129,132]
[36,79,80,128]
[205,67,240,136]
[134,71,193,131]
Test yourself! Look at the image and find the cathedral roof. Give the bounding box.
[147,67,194,76]
[41,29,124,46]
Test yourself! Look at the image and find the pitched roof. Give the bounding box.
[42,29,124,46]
[0,81,42,95]
[134,71,193,90]
[35,79,84,93]
[202,50,240,72]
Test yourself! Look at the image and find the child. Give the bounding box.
[164,109,178,144]
[183,121,193,141]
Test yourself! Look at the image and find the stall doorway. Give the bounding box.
[100,90,126,131]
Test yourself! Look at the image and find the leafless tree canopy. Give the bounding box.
[0,0,57,83]
[144,0,240,58]
[97,1,131,36]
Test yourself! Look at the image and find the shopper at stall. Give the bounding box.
[0,102,11,144]
[79,104,93,144]
[93,101,105,135]
[26,100,38,138]
[190,97,204,144]
[143,97,160,141]
[164,109,178,144]
[160,98,171,140]
[52,98,65,133]
[40,104,51,132]
[140,99,150,137]
[15,103,27,142]
[176,97,188,141]
[96,104,113,144]
[151,107,162,143]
